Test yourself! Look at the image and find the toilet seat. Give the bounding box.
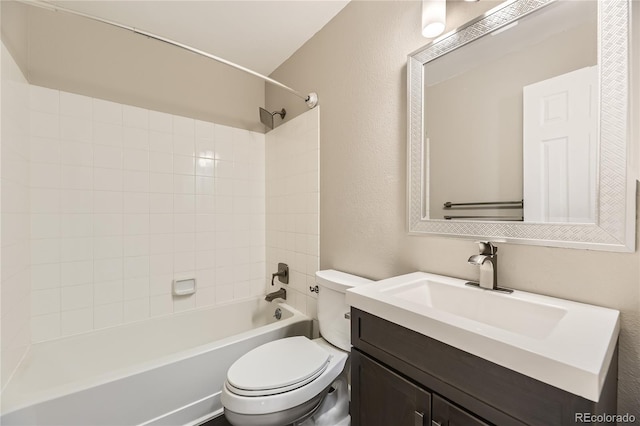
[226,336,331,397]
[221,337,348,417]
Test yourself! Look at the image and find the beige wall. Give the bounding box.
[267,0,640,418]
[1,2,265,132]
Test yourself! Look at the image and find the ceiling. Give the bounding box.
[50,0,350,76]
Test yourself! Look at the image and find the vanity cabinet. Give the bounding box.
[350,308,618,426]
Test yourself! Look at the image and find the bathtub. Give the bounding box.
[1,299,311,426]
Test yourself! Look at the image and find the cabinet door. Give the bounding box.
[352,350,431,426]
[432,394,491,426]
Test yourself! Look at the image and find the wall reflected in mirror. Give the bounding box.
[424,1,597,223]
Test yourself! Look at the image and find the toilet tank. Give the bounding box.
[316,270,372,351]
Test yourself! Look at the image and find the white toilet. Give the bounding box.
[221,270,371,426]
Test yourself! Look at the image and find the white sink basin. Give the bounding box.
[346,272,619,402]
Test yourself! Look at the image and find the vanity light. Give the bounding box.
[422,0,446,38]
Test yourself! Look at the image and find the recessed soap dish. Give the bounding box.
[173,278,196,296]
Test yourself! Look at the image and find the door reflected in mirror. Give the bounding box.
[424,1,597,223]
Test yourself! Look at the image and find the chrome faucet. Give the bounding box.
[265,288,287,302]
[466,242,512,293]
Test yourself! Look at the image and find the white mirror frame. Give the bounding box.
[408,0,635,252]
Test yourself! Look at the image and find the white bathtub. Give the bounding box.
[1,299,311,426]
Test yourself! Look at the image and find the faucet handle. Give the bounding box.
[477,241,497,255]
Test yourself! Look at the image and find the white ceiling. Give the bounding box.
[50,0,350,75]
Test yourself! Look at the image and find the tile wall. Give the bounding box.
[265,109,320,317]
[28,86,266,342]
[1,44,31,387]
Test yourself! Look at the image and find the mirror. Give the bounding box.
[408,0,635,251]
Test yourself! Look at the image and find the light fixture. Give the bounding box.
[422,0,446,38]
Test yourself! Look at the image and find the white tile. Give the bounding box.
[173,155,195,175]
[94,302,123,329]
[93,191,123,214]
[195,267,215,286]
[124,277,149,300]
[61,284,93,311]
[196,214,216,232]
[124,298,150,323]
[61,165,93,190]
[195,176,214,195]
[124,256,149,279]
[174,194,195,213]
[60,92,92,119]
[61,308,93,336]
[93,213,123,236]
[60,116,92,143]
[93,122,123,147]
[30,86,59,114]
[31,163,60,189]
[123,148,149,171]
[93,145,123,169]
[31,214,60,239]
[93,98,122,124]
[174,175,195,194]
[60,214,92,237]
[93,236,123,259]
[123,105,148,129]
[149,194,173,213]
[32,263,61,290]
[196,195,215,214]
[215,285,234,304]
[94,280,124,305]
[60,260,93,286]
[123,170,150,193]
[150,294,173,317]
[173,133,195,156]
[94,168,123,191]
[150,274,173,296]
[60,140,93,167]
[124,235,149,257]
[173,214,195,234]
[149,130,172,153]
[150,253,173,276]
[60,237,93,262]
[195,120,215,139]
[32,313,61,343]
[214,160,234,179]
[150,173,173,193]
[31,189,59,214]
[32,289,60,316]
[123,127,149,150]
[173,233,195,254]
[31,239,60,265]
[149,111,172,133]
[31,136,61,164]
[173,252,195,272]
[31,111,59,139]
[150,214,173,234]
[173,294,196,312]
[149,234,173,255]
[123,214,149,235]
[196,158,214,177]
[94,258,123,282]
[124,193,150,214]
[196,286,216,307]
[150,151,173,173]
[196,232,216,252]
[196,138,215,160]
[173,115,195,136]
[60,190,92,213]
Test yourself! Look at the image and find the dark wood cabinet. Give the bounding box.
[350,308,618,426]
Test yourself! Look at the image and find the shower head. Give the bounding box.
[259,107,286,130]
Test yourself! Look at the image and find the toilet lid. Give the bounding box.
[226,336,331,395]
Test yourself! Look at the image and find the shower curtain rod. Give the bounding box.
[19,0,319,109]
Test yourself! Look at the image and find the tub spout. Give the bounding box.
[265,288,286,302]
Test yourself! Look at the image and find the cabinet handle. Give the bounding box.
[431,421,442,426]
[414,411,424,426]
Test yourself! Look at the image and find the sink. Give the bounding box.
[346,272,619,402]
[383,279,567,339]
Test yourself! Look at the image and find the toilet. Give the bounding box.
[221,270,371,426]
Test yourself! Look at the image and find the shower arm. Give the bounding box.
[18,0,319,109]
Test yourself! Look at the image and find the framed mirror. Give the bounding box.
[407,0,635,251]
